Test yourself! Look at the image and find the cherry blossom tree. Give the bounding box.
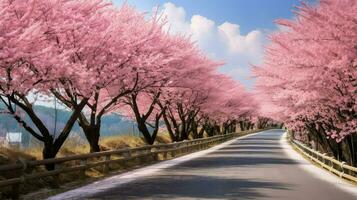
[201,76,258,134]
[158,50,224,142]
[159,66,257,142]
[0,0,90,165]
[254,0,357,165]
[118,33,218,144]
[47,3,170,152]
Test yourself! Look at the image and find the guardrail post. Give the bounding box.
[180,143,183,154]
[11,158,27,199]
[179,143,184,155]
[340,162,346,177]
[11,179,21,200]
[122,149,131,167]
[329,159,334,172]
[103,155,111,174]
[11,182,20,200]
[80,158,87,178]
[171,143,176,158]
[51,164,61,188]
[163,146,168,160]
[178,143,182,155]
[181,143,184,155]
[146,147,152,161]
[152,147,159,161]
[123,149,132,159]
[180,143,183,155]
[322,153,326,165]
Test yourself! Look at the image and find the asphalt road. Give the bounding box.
[54,129,357,200]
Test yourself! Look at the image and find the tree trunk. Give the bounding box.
[86,126,101,153]
[232,123,237,133]
[191,121,199,139]
[205,125,215,137]
[78,116,101,153]
[222,123,228,134]
[279,123,284,129]
[3,95,88,167]
[214,124,221,135]
[43,137,57,170]
[239,121,245,131]
[138,122,155,145]
[249,122,255,130]
[162,113,176,142]
[342,140,352,165]
[179,125,189,141]
[350,134,356,166]
[309,126,334,156]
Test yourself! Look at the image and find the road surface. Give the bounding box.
[50,129,357,200]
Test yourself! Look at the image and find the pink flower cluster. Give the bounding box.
[254,0,357,142]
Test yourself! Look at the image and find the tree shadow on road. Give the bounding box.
[173,156,298,169]
[210,150,280,155]
[238,137,279,141]
[221,146,283,150]
[88,175,292,200]
[231,142,279,146]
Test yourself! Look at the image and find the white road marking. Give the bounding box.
[48,132,261,200]
[280,132,357,196]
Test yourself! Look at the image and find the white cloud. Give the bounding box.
[160,3,190,34]
[190,15,215,42]
[219,22,263,57]
[160,2,266,89]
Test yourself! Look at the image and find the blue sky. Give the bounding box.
[114,0,317,89]
[116,0,314,33]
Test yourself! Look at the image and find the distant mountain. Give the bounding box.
[0,103,141,147]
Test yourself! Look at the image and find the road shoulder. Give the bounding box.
[280,132,357,197]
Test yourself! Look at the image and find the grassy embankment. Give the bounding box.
[3,133,171,160]
[0,132,173,199]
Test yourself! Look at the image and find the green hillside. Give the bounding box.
[0,104,140,147]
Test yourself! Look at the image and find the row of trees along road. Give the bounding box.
[0,0,273,169]
[254,0,357,166]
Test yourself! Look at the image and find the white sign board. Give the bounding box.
[5,132,22,143]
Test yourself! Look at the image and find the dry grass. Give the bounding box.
[0,132,174,199]
[101,135,146,150]
[0,147,36,165]
[1,132,173,163]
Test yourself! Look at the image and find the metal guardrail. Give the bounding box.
[0,129,265,198]
[290,138,357,183]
